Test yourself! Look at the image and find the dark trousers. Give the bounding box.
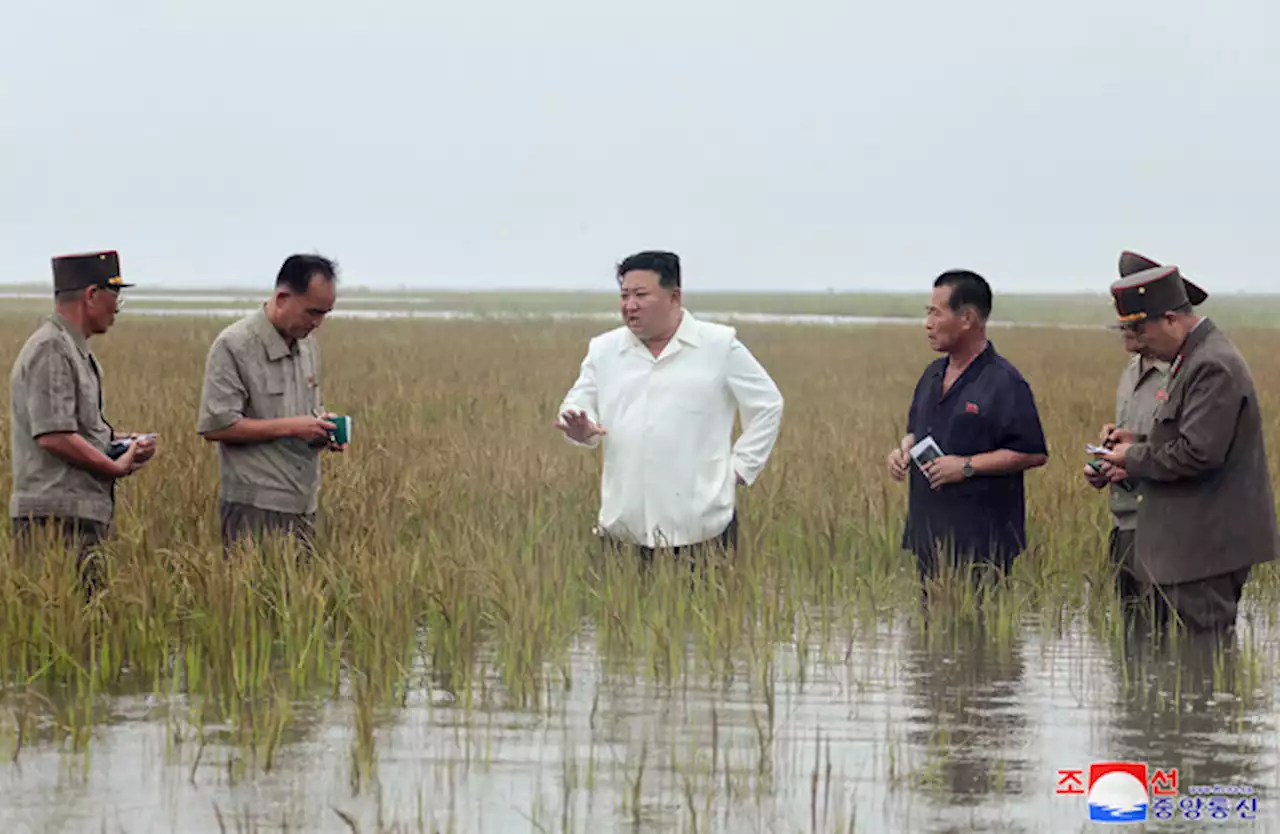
[11,515,110,597]
[1108,526,1142,608]
[1137,566,1251,637]
[1111,525,1251,637]
[913,542,1015,606]
[603,513,739,570]
[219,501,317,556]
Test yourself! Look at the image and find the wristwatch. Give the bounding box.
[962,458,974,479]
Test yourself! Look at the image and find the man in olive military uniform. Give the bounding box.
[1083,252,1200,610]
[197,254,346,553]
[9,250,157,592]
[1099,259,1279,638]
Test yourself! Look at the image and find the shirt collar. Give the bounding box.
[621,309,701,353]
[1139,354,1170,376]
[1176,315,1215,363]
[931,340,995,376]
[48,312,91,358]
[254,304,296,361]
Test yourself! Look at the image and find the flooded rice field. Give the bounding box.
[2,314,1279,833]
[2,612,1275,834]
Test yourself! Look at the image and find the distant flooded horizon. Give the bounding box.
[4,284,1279,297]
[0,286,1124,297]
[0,292,439,304]
[0,298,1109,331]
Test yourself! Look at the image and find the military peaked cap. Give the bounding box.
[52,250,132,294]
[1111,251,1207,325]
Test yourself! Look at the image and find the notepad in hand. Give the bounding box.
[328,415,351,445]
[909,435,944,469]
[107,434,157,460]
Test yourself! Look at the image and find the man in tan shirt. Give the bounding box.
[1084,252,1188,612]
[1084,329,1168,608]
[197,254,346,553]
[9,250,157,593]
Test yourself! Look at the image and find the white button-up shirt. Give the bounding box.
[558,310,784,548]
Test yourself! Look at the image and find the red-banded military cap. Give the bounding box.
[1111,251,1207,325]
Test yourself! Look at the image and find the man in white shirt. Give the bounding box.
[555,250,784,563]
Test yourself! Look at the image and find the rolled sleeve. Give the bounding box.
[997,379,1048,455]
[25,347,79,438]
[905,372,928,437]
[197,338,249,434]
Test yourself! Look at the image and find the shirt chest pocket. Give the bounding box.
[948,405,994,454]
[659,363,722,415]
[252,365,291,419]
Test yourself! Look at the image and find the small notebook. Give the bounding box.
[909,435,944,469]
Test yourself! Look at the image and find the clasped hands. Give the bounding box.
[104,431,159,478]
[886,445,967,490]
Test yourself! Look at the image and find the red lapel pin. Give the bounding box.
[965,402,980,414]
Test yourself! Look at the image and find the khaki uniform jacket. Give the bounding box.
[196,306,324,515]
[1109,355,1168,531]
[1125,318,1280,585]
[8,313,117,525]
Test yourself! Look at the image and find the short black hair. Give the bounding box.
[55,287,88,303]
[276,254,338,294]
[934,269,993,320]
[616,250,680,289]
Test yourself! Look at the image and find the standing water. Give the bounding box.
[1,611,1273,833]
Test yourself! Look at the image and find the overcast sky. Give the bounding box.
[2,0,1277,292]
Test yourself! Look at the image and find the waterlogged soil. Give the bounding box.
[2,613,1275,834]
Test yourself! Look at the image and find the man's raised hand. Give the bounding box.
[555,409,607,444]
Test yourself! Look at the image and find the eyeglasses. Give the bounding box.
[94,288,124,312]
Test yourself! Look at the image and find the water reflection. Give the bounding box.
[901,619,1028,817]
[1106,623,1273,800]
[1,617,1276,833]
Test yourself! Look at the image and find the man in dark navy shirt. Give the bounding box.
[887,270,1049,597]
